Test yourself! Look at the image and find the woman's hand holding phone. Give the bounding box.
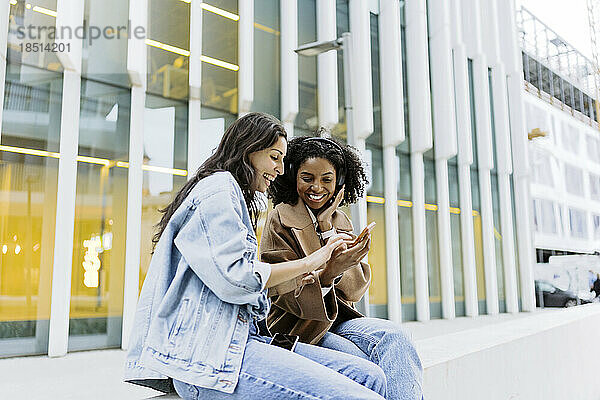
[303,233,348,274]
[320,227,373,286]
[317,186,345,231]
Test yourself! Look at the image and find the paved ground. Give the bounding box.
[0,308,563,399]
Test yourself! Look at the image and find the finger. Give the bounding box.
[333,186,345,207]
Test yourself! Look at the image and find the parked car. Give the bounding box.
[534,280,590,308]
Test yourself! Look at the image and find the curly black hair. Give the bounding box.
[267,132,368,207]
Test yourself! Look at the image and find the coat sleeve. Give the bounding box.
[334,261,371,303]
[260,210,337,322]
[174,186,270,311]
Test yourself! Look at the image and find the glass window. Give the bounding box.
[424,152,441,319]
[590,173,600,202]
[202,1,238,114]
[140,94,189,289]
[564,164,584,196]
[252,0,280,118]
[0,63,62,357]
[532,198,558,234]
[81,0,130,86]
[396,152,415,321]
[568,207,587,239]
[593,214,600,240]
[336,0,349,138]
[587,136,600,163]
[448,158,464,316]
[488,70,505,312]
[147,0,190,100]
[366,13,387,319]
[7,0,62,72]
[295,0,317,134]
[68,80,131,351]
[468,59,486,314]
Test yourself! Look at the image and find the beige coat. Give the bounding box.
[260,200,370,344]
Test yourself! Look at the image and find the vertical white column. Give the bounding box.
[0,1,10,141]
[238,0,254,116]
[281,0,298,137]
[349,0,374,316]
[316,0,338,129]
[498,0,536,312]
[121,0,148,350]
[48,0,85,358]
[188,0,202,170]
[405,0,433,322]
[379,0,404,323]
[484,0,519,314]
[428,0,457,320]
[349,0,373,139]
[451,0,478,317]
[463,0,499,315]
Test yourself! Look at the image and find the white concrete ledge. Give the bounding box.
[407,305,600,400]
[2,307,599,399]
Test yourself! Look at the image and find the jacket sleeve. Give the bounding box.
[260,211,337,322]
[174,186,270,309]
[334,261,371,303]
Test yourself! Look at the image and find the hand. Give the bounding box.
[317,186,345,231]
[303,234,347,273]
[320,235,371,286]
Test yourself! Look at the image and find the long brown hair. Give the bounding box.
[152,112,287,250]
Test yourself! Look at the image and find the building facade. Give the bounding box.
[518,8,600,265]
[0,0,536,358]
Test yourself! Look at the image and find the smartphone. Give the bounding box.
[270,333,299,351]
[350,222,376,247]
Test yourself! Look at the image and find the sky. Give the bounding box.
[517,0,594,60]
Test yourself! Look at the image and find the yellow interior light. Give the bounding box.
[142,165,188,176]
[449,207,461,214]
[200,55,239,71]
[0,144,59,158]
[32,5,57,18]
[424,203,438,211]
[366,195,385,204]
[397,200,413,208]
[76,155,112,166]
[145,39,190,57]
[1,144,187,176]
[201,3,239,21]
[10,0,17,6]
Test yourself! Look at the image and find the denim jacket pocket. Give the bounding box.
[168,298,190,345]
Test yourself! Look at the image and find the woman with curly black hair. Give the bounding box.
[261,133,424,400]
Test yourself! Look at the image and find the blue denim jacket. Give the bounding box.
[124,171,271,394]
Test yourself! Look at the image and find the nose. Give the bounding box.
[275,159,283,175]
[310,183,322,192]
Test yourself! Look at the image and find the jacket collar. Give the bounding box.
[277,199,353,232]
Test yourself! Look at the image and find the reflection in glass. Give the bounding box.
[424,154,441,318]
[68,81,131,351]
[147,0,190,100]
[252,0,280,118]
[7,0,62,72]
[448,159,465,316]
[295,0,317,133]
[81,0,130,86]
[0,64,62,356]
[140,95,189,288]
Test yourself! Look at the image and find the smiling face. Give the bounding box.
[296,157,337,210]
[248,135,287,193]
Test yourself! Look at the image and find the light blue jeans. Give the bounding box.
[318,317,423,400]
[173,320,386,399]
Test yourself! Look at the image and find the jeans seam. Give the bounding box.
[239,371,323,399]
[335,330,382,364]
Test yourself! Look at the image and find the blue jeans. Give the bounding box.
[318,317,423,400]
[173,320,386,399]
